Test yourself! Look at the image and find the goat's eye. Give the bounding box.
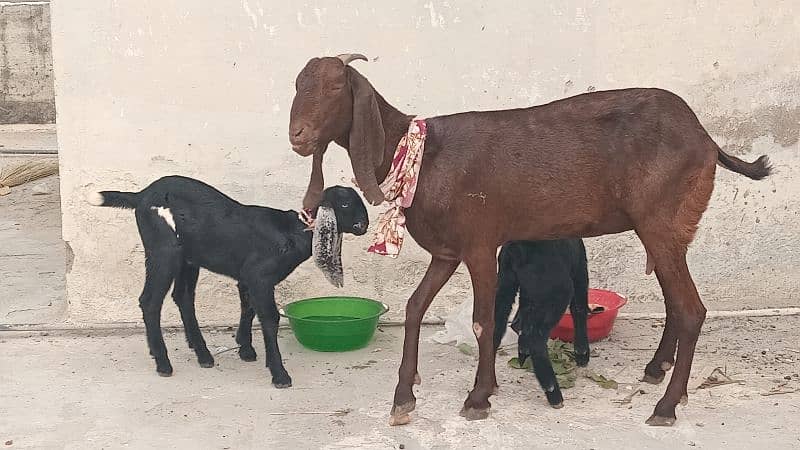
[341,203,350,208]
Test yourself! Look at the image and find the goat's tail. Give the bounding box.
[716,149,773,180]
[86,190,140,209]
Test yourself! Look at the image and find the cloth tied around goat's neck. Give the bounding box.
[298,118,427,258]
[365,118,427,258]
[298,208,316,230]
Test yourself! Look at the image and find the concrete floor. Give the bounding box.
[2,317,799,449]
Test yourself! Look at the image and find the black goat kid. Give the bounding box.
[493,239,590,408]
[88,175,368,387]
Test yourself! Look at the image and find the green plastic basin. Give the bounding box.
[280,296,389,352]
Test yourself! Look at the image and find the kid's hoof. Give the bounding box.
[199,359,215,368]
[238,347,257,362]
[272,374,293,388]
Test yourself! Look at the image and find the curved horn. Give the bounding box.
[336,53,368,66]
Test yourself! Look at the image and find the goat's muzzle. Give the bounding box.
[352,221,368,235]
[289,122,319,156]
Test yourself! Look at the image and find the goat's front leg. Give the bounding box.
[460,249,499,421]
[248,283,291,388]
[570,271,591,367]
[390,256,459,426]
[235,283,258,362]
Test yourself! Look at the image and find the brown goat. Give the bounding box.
[288,54,772,426]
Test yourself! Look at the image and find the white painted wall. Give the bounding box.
[51,1,800,324]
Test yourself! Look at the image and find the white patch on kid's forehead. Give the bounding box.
[150,206,176,232]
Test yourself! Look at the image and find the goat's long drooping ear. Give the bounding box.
[347,67,386,206]
[313,204,344,287]
[303,151,325,209]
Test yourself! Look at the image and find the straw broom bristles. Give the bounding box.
[0,159,59,195]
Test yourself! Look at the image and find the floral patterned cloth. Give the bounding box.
[298,208,315,231]
[367,118,427,257]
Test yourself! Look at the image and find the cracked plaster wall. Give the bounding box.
[51,1,799,324]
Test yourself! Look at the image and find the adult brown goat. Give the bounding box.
[288,54,772,426]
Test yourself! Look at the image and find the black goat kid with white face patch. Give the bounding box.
[88,176,368,387]
[313,186,369,287]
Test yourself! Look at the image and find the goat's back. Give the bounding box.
[408,88,718,249]
[135,176,308,278]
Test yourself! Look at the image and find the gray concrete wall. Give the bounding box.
[0,1,55,124]
[52,1,799,324]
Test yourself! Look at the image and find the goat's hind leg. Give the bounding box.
[139,251,178,376]
[236,283,258,362]
[526,332,564,408]
[640,237,706,426]
[637,233,678,384]
[642,316,678,384]
[522,277,574,408]
[173,262,214,368]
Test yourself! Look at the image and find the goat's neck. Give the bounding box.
[374,93,414,183]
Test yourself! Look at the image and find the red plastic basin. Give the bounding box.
[549,288,627,343]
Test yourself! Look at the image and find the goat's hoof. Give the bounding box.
[461,392,491,421]
[413,373,421,385]
[575,351,590,367]
[546,391,564,408]
[238,347,257,362]
[199,357,215,368]
[643,360,672,384]
[645,414,676,427]
[390,400,416,418]
[641,373,665,385]
[157,368,173,377]
[680,394,688,406]
[388,413,411,426]
[272,374,292,389]
[459,406,490,421]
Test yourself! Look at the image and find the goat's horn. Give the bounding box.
[336,53,368,66]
